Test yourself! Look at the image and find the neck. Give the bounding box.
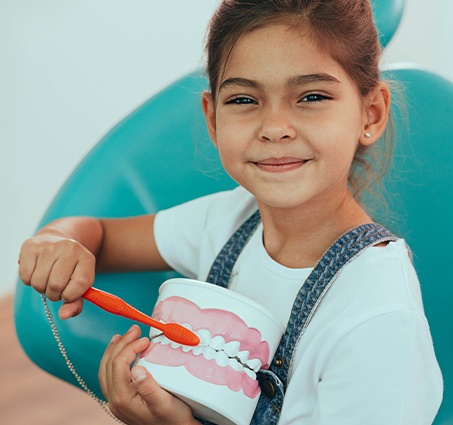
[257,190,372,268]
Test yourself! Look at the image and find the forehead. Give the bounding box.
[220,23,350,88]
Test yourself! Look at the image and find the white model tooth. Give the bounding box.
[160,337,171,345]
[247,358,262,372]
[149,327,163,338]
[228,358,243,372]
[196,329,212,346]
[243,367,257,380]
[224,340,240,357]
[151,334,165,343]
[209,335,225,351]
[182,323,193,330]
[182,345,192,353]
[203,346,217,361]
[170,341,181,349]
[237,350,250,364]
[192,345,204,356]
[215,350,229,367]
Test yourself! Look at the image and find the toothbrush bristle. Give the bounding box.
[165,324,200,346]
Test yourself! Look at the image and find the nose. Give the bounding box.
[258,104,297,142]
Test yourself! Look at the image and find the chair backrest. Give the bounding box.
[15,1,453,423]
[14,71,237,399]
[379,65,453,424]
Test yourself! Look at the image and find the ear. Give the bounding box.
[202,91,218,147]
[360,82,391,146]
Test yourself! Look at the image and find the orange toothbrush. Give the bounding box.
[82,287,200,346]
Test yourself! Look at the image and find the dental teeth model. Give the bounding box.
[136,279,285,425]
[151,325,263,377]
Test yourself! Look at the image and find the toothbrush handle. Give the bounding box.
[82,287,165,332]
[82,287,200,346]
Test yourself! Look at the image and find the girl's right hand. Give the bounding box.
[99,325,201,425]
[18,233,96,319]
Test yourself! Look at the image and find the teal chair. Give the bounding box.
[378,66,453,424]
[14,70,237,400]
[14,1,453,423]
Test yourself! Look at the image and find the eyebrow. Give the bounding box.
[286,73,340,86]
[218,73,340,92]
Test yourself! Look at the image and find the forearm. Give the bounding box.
[33,214,169,273]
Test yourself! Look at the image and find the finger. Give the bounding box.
[45,257,76,302]
[130,366,165,409]
[18,245,37,286]
[99,333,121,400]
[60,257,95,303]
[108,337,150,419]
[102,330,149,416]
[100,326,143,398]
[106,326,144,389]
[110,336,150,391]
[58,299,84,320]
[29,253,56,295]
[131,366,196,422]
[107,325,143,362]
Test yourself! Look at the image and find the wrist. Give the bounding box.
[37,217,104,256]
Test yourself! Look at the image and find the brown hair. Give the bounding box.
[204,0,394,208]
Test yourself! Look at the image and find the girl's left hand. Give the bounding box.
[99,325,200,425]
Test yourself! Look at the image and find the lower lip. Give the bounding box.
[254,160,307,173]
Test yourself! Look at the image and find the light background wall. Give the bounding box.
[1,0,452,298]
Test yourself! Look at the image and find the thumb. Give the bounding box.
[131,366,162,403]
[58,299,84,319]
[131,366,198,423]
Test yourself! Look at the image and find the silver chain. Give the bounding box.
[40,294,125,424]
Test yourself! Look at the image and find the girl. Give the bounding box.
[18,0,443,424]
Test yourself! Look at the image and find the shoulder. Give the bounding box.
[153,187,258,277]
[304,239,429,347]
[154,186,258,248]
[341,239,423,311]
[293,240,442,396]
[156,185,256,229]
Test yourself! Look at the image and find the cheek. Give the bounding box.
[215,121,249,156]
[309,115,361,153]
[307,127,360,180]
[214,132,239,172]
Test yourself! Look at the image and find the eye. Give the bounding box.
[225,96,257,105]
[300,93,331,103]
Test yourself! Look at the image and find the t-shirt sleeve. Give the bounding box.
[312,310,443,425]
[153,192,220,278]
[153,187,257,279]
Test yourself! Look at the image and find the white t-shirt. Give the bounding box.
[154,186,443,425]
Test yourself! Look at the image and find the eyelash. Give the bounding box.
[225,93,331,105]
[300,93,331,103]
[225,96,257,105]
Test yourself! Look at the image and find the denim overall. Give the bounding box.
[203,210,398,425]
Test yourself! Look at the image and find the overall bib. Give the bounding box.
[203,210,398,425]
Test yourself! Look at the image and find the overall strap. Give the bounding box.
[206,209,261,287]
[251,223,398,425]
[205,214,398,425]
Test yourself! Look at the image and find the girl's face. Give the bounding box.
[203,23,387,213]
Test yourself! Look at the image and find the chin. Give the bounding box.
[255,193,310,211]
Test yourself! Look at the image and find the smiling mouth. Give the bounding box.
[253,157,310,172]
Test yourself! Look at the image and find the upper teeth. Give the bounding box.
[151,326,262,374]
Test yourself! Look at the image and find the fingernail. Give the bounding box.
[127,325,138,333]
[131,367,147,383]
